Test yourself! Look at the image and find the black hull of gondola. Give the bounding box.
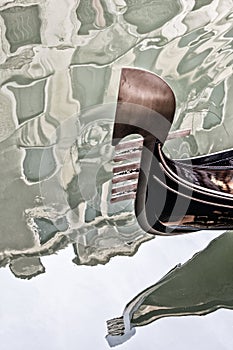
[136,143,233,235]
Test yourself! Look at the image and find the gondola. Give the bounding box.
[111,68,233,235]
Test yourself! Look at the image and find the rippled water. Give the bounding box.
[0,0,233,349]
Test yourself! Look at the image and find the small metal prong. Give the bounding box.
[112,183,137,195]
[113,162,140,174]
[112,173,139,184]
[110,192,136,203]
[113,151,142,162]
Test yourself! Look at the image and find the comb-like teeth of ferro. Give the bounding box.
[105,314,136,346]
[112,182,138,195]
[111,170,139,202]
[111,129,192,203]
[114,139,144,153]
[111,139,142,203]
[113,139,143,160]
[112,171,139,184]
[106,317,125,336]
[113,151,142,162]
[111,182,138,203]
[112,162,141,175]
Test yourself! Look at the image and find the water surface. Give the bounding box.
[0,0,233,349]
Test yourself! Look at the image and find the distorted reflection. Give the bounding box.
[106,231,233,347]
[0,103,152,280]
[0,1,233,348]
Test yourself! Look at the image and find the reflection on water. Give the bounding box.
[0,104,152,279]
[106,231,233,347]
[0,0,233,348]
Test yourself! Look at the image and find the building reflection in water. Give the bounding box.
[106,231,233,347]
[0,5,233,350]
[0,0,233,283]
[0,103,152,280]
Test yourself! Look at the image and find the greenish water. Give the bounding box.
[0,0,233,349]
